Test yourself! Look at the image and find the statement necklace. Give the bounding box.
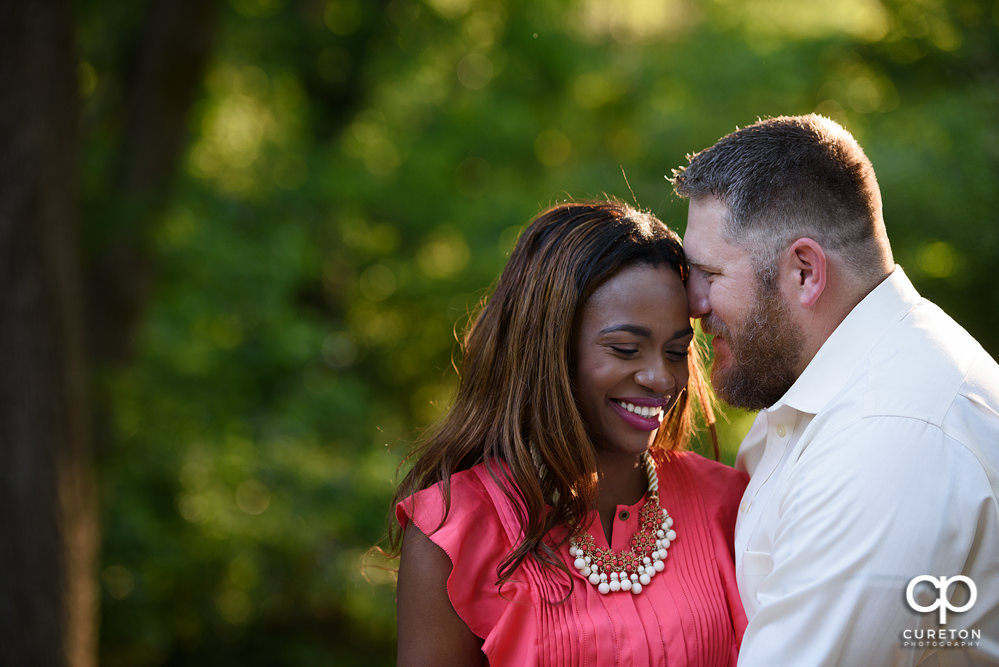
[568,452,676,595]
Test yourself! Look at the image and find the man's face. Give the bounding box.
[682,196,804,410]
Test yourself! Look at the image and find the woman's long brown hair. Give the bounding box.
[389,200,716,586]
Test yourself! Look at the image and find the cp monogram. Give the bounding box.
[906,575,977,624]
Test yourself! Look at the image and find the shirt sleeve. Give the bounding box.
[397,472,510,641]
[737,416,999,666]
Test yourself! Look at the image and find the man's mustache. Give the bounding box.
[698,314,729,340]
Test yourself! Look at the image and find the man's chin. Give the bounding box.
[710,364,756,409]
[709,366,734,401]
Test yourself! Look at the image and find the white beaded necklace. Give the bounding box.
[568,452,676,595]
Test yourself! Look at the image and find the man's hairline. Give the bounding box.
[682,193,759,270]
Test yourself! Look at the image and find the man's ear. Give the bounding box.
[784,238,826,307]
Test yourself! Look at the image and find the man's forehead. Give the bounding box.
[682,199,752,269]
[685,196,728,229]
[683,200,725,249]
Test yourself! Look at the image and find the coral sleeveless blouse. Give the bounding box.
[397,451,748,666]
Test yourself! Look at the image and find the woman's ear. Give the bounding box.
[784,238,826,307]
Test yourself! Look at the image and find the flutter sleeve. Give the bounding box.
[396,468,526,644]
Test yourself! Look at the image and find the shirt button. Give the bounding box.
[618,510,630,521]
[739,502,749,513]
[776,424,787,438]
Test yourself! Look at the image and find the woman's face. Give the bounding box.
[574,263,692,459]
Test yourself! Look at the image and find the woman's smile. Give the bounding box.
[574,263,692,458]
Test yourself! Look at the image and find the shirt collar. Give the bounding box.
[772,266,920,415]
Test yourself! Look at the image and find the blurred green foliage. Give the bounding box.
[80,0,998,664]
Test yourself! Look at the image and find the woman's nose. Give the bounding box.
[635,363,674,395]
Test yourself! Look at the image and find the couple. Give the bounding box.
[391,115,999,666]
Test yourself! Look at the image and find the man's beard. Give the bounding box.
[704,281,804,411]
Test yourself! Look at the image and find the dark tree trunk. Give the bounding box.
[0,0,217,663]
[0,1,97,666]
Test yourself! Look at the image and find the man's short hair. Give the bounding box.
[671,114,891,279]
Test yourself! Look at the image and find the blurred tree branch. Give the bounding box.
[88,0,218,368]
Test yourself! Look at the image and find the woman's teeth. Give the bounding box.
[617,401,663,419]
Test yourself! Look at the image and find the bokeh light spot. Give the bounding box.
[177,492,209,524]
[918,240,956,279]
[216,588,253,625]
[579,0,688,41]
[847,75,881,113]
[425,0,471,19]
[344,114,401,176]
[325,0,362,36]
[78,61,97,98]
[235,479,271,515]
[534,130,572,167]
[573,71,626,109]
[417,234,470,278]
[102,565,135,600]
[456,53,494,90]
[358,264,397,301]
[323,332,359,368]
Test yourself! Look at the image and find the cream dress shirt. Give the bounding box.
[735,267,999,666]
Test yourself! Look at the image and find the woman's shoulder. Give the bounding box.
[654,449,748,501]
[664,449,747,477]
[397,464,492,528]
[396,462,526,543]
[396,463,529,647]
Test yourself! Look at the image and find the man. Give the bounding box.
[672,114,999,665]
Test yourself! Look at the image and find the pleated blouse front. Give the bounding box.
[397,450,748,666]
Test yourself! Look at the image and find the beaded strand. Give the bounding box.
[568,453,676,595]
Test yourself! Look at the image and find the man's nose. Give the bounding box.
[687,271,709,319]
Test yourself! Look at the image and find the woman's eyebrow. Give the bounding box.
[671,326,695,340]
[598,324,651,337]
[597,325,694,340]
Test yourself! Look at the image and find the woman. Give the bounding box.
[392,201,747,666]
